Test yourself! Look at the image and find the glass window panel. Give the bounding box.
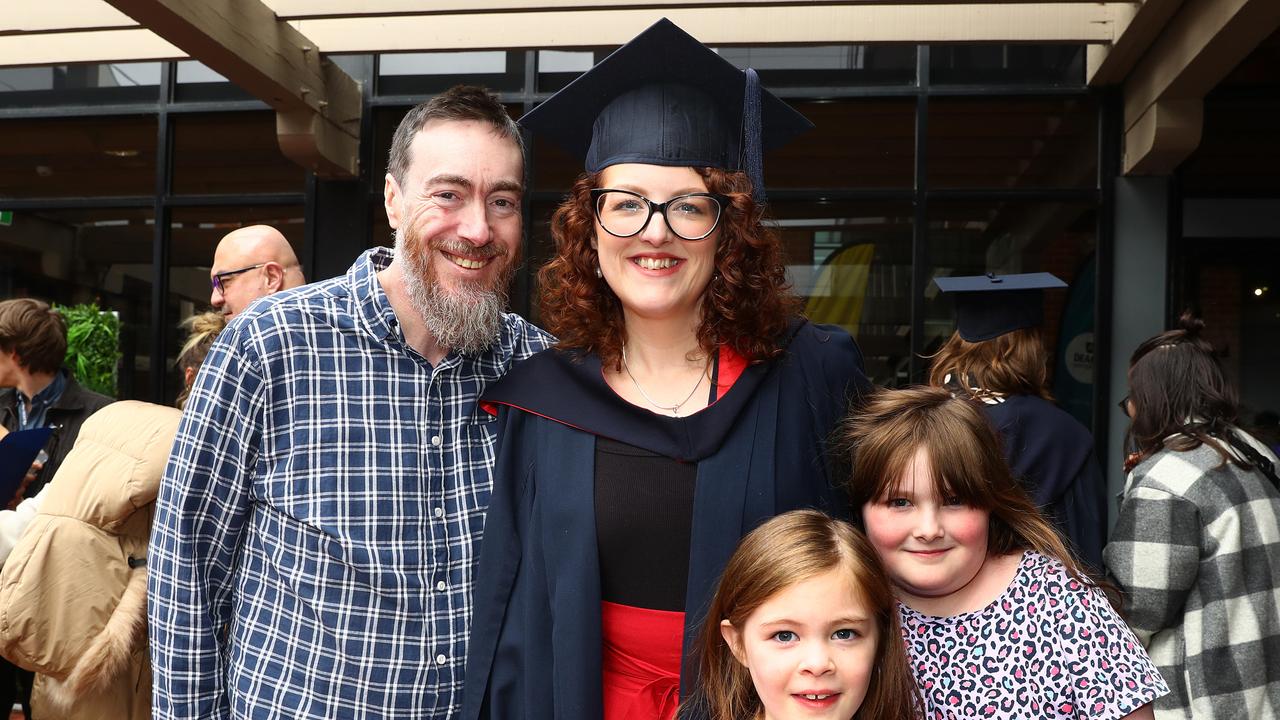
[927,201,1097,426]
[166,205,306,405]
[930,45,1085,86]
[715,45,915,87]
[767,99,915,189]
[1182,94,1280,196]
[537,49,609,93]
[172,112,306,195]
[0,116,157,199]
[174,60,254,102]
[928,96,1097,189]
[773,200,914,387]
[378,51,525,94]
[1172,238,1280,437]
[0,206,156,400]
[0,63,161,106]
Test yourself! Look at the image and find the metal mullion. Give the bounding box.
[1092,88,1120,459]
[0,196,155,210]
[149,62,175,403]
[165,193,307,207]
[926,188,1098,202]
[0,100,270,120]
[515,49,539,319]
[909,45,929,385]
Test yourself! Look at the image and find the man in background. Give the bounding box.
[0,297,113,720]
[209,224,306,319]
[0,298,112,499]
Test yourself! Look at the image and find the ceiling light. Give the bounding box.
[103,149,139,158]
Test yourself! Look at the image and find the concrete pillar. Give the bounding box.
[1106,176,1171,527]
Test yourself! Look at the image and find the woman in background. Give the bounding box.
[174,310,227,410]
[1106,313,1280,719]
[930,272,1106,569]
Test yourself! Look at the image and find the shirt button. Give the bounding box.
[436,654,448,665]
[436,580,447,591]
[434,507,444,518]
[430,435,442,447]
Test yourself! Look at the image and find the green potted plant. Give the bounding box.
[55,302,121,398]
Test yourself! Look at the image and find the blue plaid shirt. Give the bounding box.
[149,248,552,719]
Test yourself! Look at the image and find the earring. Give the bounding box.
[595,265,602,278]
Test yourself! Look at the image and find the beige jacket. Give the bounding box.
[0,400,180,720]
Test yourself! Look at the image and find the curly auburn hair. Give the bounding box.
[538,168,799,370]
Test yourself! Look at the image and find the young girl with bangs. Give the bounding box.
[685,509,917,720]
[847,386,1167,719]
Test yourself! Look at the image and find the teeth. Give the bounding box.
[449,255,487,270]
[635,257,678,270]
[803,695,830,701]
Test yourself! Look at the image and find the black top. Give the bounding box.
[594,437,695,611]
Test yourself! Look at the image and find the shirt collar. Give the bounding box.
[350,246,401,344]
[17,367,68,430]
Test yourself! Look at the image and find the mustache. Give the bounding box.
[432,237,507,260]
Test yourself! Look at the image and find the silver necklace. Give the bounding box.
[621,345,708,417]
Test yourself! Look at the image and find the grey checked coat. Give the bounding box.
[1104,427,1280,720]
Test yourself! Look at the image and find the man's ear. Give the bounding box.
[720,619,748,667]
[384,173,403,230]
[263,262,286,293]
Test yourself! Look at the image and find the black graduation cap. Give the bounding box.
[934,272,1067,342]
[519,18,812,201]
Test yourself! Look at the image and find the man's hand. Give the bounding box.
[8,460,40,510]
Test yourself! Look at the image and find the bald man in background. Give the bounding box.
[209,225,307,318]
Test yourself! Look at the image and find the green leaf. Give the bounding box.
[54,302,121,398]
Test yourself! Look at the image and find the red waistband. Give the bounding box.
[601,601,684,720]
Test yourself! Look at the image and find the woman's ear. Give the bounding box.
[720,619,747,667]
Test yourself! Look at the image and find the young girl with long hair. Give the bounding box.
[847,386,1167,719]
[686,509,916,720]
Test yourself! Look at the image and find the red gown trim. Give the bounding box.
[601,600,684,720]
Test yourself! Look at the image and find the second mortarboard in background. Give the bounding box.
[934,272,1067,342]
[518,18,813,201]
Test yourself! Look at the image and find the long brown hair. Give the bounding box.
[843,386,1088,582]
[538,168,799,371]
[683,510,917,720]
[927,328,1052,401]
[1127,311,1243,467]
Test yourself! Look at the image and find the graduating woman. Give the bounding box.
[930,272,1106,569]
[461,19,870,720]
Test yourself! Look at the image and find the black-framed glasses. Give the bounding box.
[591,188,730,241]
[211,263,265,294]
[1118,395,1131,418]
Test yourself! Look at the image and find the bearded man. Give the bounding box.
[149,86,552,720]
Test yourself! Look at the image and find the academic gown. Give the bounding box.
[983,394,1106,570]
[461,320,869,720]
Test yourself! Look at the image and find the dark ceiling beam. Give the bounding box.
[103,0,361,179]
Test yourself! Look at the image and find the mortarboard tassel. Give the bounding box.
[742,67,765,205]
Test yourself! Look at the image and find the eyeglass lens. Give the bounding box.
[595,190,723,240]
[211,264,263,293]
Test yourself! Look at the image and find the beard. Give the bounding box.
[395,227,517,355]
